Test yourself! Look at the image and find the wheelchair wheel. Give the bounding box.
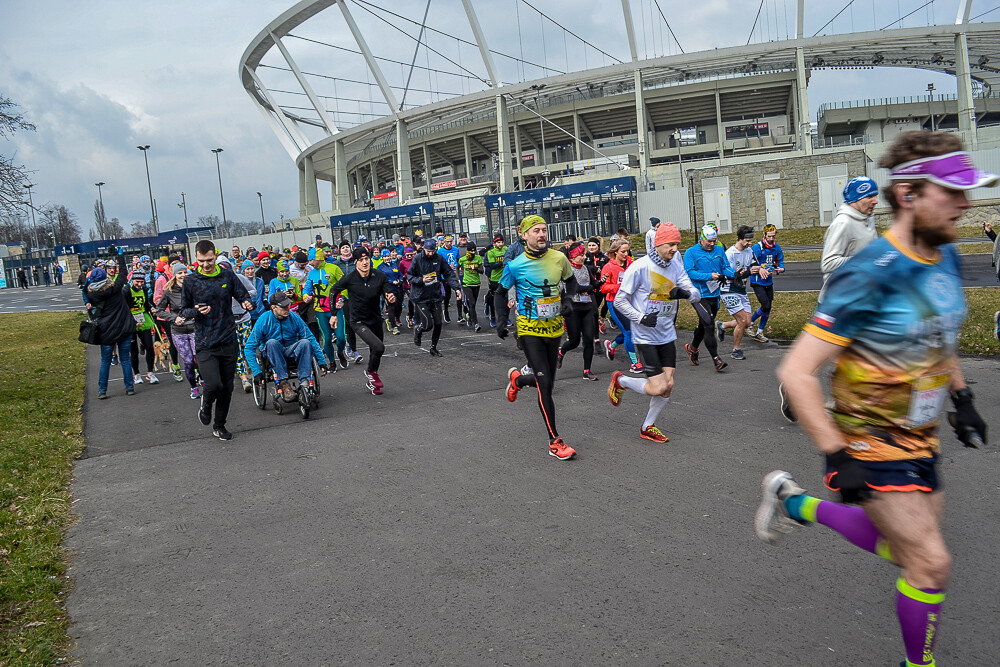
[273,396,284,414]
[252,378,267,409]
[311,357,322,396]
[298,390,310,419]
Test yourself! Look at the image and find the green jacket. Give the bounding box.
[485,246,506,282]
[458,254,484,287]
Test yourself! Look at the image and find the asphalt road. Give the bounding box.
[0,283,85,312]
[65,320,1000,666]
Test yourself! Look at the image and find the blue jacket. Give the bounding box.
[244,310,326,376]
[683,243,736,298]
[750,241,784,286]
[249,276,267,320]
[377,259,402,292]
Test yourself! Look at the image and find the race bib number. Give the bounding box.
[722,294,742,310]
[425,271,438,285]
[133,313,145,324]
[536,295,560,320]
[577,293,592,303]
[647,293,675,316]
[905,374,949,429]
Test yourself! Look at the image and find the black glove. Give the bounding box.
[668,286,690,301]
[253,373,265,385]
[639,312,658,327]
[735,267,751,280]
[497,326,509,339]
[825,449,871,504]
[950,388,987,448]
[561,297,574,316]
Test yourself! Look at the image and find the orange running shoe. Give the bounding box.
[640,425,669,443]
[506,367,521,402]
[608,370,625,406]
[548,437,576,460]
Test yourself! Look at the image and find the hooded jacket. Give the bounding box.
[243,310,326,376]
[87,254,135,345]
[179,266,251,350]
[407,251,461,303]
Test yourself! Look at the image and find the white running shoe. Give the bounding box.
[134,374,143,384]
[754,470,807,545]
[146,372,159,384]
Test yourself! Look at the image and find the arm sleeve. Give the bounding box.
[820,221,853,274]
[154,293,171,321]
[442,260,462,290]
[987,228,997,242]
[775,245,785,269]
[153,277,166,305]
[802,263,879,346]
[613,266,643,323]
[683,249,713,282]
[719,249,736,279]
[179,279,198,321]
[114,254,128,289]
[303,273,315,295]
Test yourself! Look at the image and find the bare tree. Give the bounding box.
[0,96,36,217]
[129,221,157,237]
[38,204,82,245]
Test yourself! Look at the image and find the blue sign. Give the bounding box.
[485,176,635,210]
[331,203,435,228]
[69,226,215,256]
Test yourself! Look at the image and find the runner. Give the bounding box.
[436,234,461,322]
[495,214,579,461]
[255,250,277,287]
[179,240,254,440]
[457,241,484,332]
[820,176,880,302]
[407,237,462,356]
[748,223,785,342]
[483,233,506,327]
[325,247,398,394]
[332,240,363,364]
[155,262,200,398]
[682,225,733,372]
[303,251,347,370]
[585,236,610,334]
[377,248,403,334]
[557,241,601,380]
[644,216,661,256]
[755,131,991,667]
[716,225,757,360]
[398,246,416,329]
[608,222,699,442]
[600,239,643,373]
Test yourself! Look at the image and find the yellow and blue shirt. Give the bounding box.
[499,249,573,338]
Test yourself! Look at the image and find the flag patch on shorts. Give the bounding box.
[812,312,835,327]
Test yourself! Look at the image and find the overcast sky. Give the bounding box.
[0,0,986,238]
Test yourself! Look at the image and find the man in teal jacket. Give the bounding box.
[681,225,735,372]
[245,292,327,397]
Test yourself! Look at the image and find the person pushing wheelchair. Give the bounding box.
[245,291,328,398]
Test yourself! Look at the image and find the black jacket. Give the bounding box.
[327,269,392,325]
[179,267,251,350]
[406,252,461,303]
[256,265,277,287]
[87,254,135,345]
[155,284,195,335]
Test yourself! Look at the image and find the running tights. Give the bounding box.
[350,320,385,373]
[131,328,155,374]
[561,304,596,371]
[691,297,720,358]
[516,335,561,439]
[415,300,444,347]
[607,303,638,365]
[484,281,500,321]
[343,298,357,351]
[462,286,480,326]
[172,331,197,389]
[751,284,773,332]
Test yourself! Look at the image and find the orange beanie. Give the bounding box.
[654,222,681,246]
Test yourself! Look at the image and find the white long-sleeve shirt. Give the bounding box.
[820,203,878,300]
[614,253,694,345]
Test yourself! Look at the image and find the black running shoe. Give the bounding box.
[414,328,423,347]
[713,356,727,372]
[198,399,211,425]
[778,383,797,423]
[213,426,233,440]
[429,346,442,357]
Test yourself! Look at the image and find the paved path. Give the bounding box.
[65,322,1000,665]
[0,284,83,312]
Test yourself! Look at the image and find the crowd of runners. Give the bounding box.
[78,131,992,667]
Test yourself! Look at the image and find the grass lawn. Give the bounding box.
[673,287,1000,355]
[0,312,86,665]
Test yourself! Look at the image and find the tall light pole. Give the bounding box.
[23,183,38,249]
[178,192,189,230]
[211,148,227,228]
[137,145,158,234]
[927,83,936,132]
[673,130,684,180]
[257,191,265,230]
[530,84,547,174]
[95,181,106,222]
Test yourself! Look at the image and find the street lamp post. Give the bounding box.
[95,181,106,222]
[23,183,38,249]
[927,83,936,132]
[178,192,189,230]
[673,130,684,181]
[136,145,158,234]
[257,191,265,230]
[211,148,227,228]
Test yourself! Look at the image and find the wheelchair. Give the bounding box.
[251,347,322,419]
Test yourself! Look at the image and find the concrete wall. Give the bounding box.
[637,188,693,231]
[688,149,868,230]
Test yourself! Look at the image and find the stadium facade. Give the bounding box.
[239,0,1000,240]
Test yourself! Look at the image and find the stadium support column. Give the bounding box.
[463,134,473,179]
[298,166,307,217]
[303,155,320,215]
[715,88,725,163]
[955,32,978,148]
[396,120,413,203]
[633,70,649,187]
[496,95,514,193]
[422,143,432,191]
[794,0,812,155]
[513,122,524,189]
[334,139,350,212]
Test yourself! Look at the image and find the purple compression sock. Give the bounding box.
[897,577,944,666]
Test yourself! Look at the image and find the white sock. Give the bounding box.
[642,395,670,429]
[618,376,647,394]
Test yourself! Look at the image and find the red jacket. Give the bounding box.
[599,257,632,298]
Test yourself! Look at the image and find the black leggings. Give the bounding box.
[196,341,238,428]
[485,281,500,320]
[387,292,403,324]
[690,296,720,358]
[462,286,480,326]
[516,335,561,440]
[415,300,444,346]
[752,284,773,314]
[560,304,596,371]
[350,320,385,373]
[131,328,155,373]
[343,298,357,350]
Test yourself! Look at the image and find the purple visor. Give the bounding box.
[889,151,999,190]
